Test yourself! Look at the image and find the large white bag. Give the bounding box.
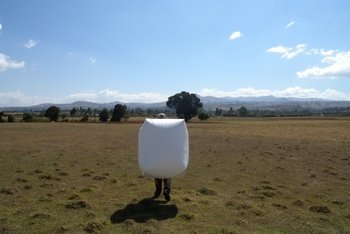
[138,119,189,178]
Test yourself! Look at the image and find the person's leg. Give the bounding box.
[153,178,162,198]
[163,178,171,201]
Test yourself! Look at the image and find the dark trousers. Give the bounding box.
[154,178,171,195]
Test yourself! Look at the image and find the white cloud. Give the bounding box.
[229,31,243,41]
[267,43,349,79]
[0,23,2,31]
[0,53,25,72]
[66,89,167,103]
[297,51,350,79]
[24,39,38,49]
[0,91,42,107]
[0,89,169,107]
[198,87,350,101]
[267,44,306,59]
[309,48,335,57]
[89,57,96,64]
[285,21,295,29]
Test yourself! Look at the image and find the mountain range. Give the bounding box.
[1,96,350,112]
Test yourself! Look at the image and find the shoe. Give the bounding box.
[164,193,170,202]
[152,192,161,199]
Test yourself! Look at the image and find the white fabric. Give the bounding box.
[138,119,189,178]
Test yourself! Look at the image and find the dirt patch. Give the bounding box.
[68,194,81,200]
[0,218,10,234]
[58,172,69,176]
[83,221,103,233]
[31,213,51,219]
[92,176,106,181]
[262,191,275,197]
[292,200,304,207]
[309,205,331,214]
[272,203,288,209]
[261,185,276,190]
[23,184,32,190]
[80,188,94,193]
[39,175,61,181]
[178,213,194,221]
[66,200,90,209]
[16,178,28,183]
[199,188,217,195]
[55,226,69,233]
[332,201,345,205]
[0,187,17,195]
[0,224,10,234]
[110,178,117,183]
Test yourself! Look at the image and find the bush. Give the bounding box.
[7,115,15,123]
[0,112,4,122]
[198,112,210,121]
[99,108,109,122]
[23,113,33,122]
[80,114,89,122]
[239,106,248,117]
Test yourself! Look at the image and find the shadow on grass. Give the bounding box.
[110,198,178,223]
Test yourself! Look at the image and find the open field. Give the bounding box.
[0,118,350,233]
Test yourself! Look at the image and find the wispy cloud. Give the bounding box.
[267,44,306,59]
[297,51,350,79]
[199,87,350,101]
[66,89,167,103]
[285,21,295,29]
[0,23,2,31]
[229,31,243,41]
[89,57,96,64]
[309,48,335,56]
[0,53,25,72]
[24,39,38,49]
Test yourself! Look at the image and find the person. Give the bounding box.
[153,178,171,201]
[152,113,171,202]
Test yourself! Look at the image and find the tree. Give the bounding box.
[215,108,223,116]
[99,108,109,122]
[23,113,33,122]
[166,91,203,122]
[198,112,210,121]
[239,106,248,117]
[45,106,60,122]
[224,107,235,117]
[61,113,67,121]
[70,107,77,116]
[0,112,4,122]
[111,104,127,122]
[86,107,92,115]
[7,114,15,123]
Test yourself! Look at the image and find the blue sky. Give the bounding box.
[1,0,350,106]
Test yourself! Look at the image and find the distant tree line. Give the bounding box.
[213,106,350,117]
[2,91,349,123]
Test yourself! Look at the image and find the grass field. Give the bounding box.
[0,118,350,233]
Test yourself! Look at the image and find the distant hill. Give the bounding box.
[1,96,350,112]
[0,100,166,112]
[199,96,350,111]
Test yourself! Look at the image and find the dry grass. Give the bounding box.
[0,118,349,233]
